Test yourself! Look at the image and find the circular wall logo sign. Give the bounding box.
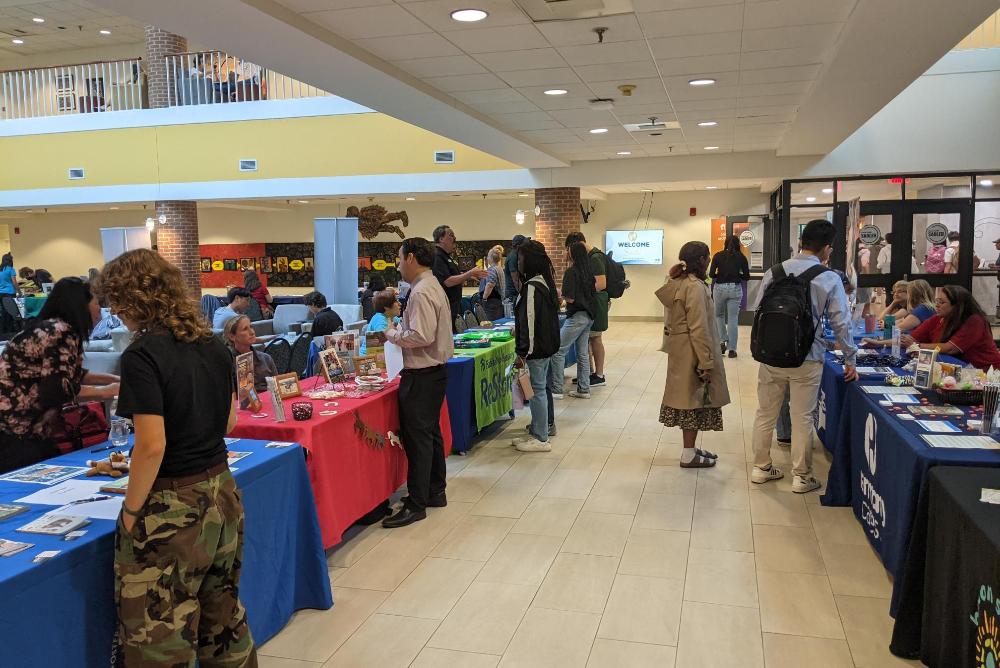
[211,260,224,271]
[288,259,305,271]
[859,225,882,245]
[739,230,755,247]
[926,222,950,245]
[864,413,878,475]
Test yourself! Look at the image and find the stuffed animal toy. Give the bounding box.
[85,451,130,478]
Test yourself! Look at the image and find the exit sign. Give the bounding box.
[888,177,911,184]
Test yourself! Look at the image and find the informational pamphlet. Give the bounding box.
[908,405,964,416]
[99,477,129,494]
[980,488,1000,504]
[51,496,122,521]
[0,504,29,522]
[265,441,294,448]
[862,385,920,395]
[17,512,90,536]
[0,464,88,486]
[857,367,893,375]
[884,394,918,404]
[227,451,251,466]
[0,539,33,557]
[236,352,254,410]
[915,420,961,433]
[17,479,105,505]
[923,435,1000,450]
[385,341,404,382]
[913,348,938,389]
[266,376,287,423]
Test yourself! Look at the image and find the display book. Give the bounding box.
[236,351,262,412]
[318,332,385,379]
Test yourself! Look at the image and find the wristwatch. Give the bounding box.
[122,503,143,518]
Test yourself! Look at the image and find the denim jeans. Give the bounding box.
[549,311,593,395]
[526,357,552,443]
[714,283,742,349]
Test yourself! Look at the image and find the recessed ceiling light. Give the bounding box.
[704,146,719,151]
[451,8,488,22]
[544,89,567,96]
[517,193,530,197]
[11,39,23,45]
[109,206,119,210]
[981,179,994,187]
[32,17,44,23]
[822,188,834,194]
[297,200,309,204]
[617,151,631,155]
[99,29,111,35]
[806,196,817,202]
[705,186,718,190]
[589,128,608,134]
[640,189,653,192]
[688,78,716,86]
[405,196,416,201]
[697,121,717,127]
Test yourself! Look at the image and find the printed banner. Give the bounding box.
[471,340,516,430]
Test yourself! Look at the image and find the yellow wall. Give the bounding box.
[0,114,517,191]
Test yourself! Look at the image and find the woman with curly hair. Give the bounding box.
[656,241,730,468]
[96,249,257,666]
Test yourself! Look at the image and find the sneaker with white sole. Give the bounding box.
[512,435,552,452]
[792,474,821,494]
[552,393,564,400]
[568,390,591,399]
[751,464,784,484]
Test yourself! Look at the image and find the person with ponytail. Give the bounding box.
[709,234,749,357]
[655,241,730,468]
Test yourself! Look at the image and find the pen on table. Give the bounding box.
[69,496,112,505]
[90,444,118,453]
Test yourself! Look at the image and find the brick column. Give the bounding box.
[533,187,581,279]
[154,201,201,297]
[144,26,187,108]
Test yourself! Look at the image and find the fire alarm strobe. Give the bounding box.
[690,208,697,217]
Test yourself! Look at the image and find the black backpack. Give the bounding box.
[750,264,828,368]
[599,249,630,299]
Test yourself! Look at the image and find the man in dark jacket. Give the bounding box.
[303,291,344,337]
[511,240,561,453]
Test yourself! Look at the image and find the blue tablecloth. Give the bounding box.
[819,363,1000,614]
[0,438,332,667]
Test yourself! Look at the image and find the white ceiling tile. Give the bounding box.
[671,97,738,111]
[474,48,566,72]
[667,83,738,102]
[468,99,541,114]
[450,87,526,103]
[734,112,796,124]
[655,53,741,76]
[557,40,652,66]
[640,5,745,38]
[574,60,659,83]
[425,72,509,91]
[396,54,486,77]
[647,32,741,60]
[738,93,806,108]
[490,111,561,130]
[498,67,581,87]
[401,0,530,32]
[356,33,462,60]
[442,24,547,53]
[738,64,821,84]
[611,102,682,117]
[518,84,595,109]
[662,70,740,90]
[743,0,857,30]
[736,104,800,117]
[738,45,829,70]
[535,14,643,47]
[549,108,619,127]
[675,109,739,121]
[520,129,580,141]
[738,80,813,97]
[304,5,431,38]
[741,24,842,53]
[277,0,393,11]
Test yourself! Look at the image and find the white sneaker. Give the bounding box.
[512,436,552,452]
[552,393,564,400]
[792,474,821,494]
[751,464,784,484]
[568,390,591,399]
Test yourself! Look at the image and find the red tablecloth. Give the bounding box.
[231,379,452,548]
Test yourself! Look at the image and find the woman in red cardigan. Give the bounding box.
[901,285,1000,370]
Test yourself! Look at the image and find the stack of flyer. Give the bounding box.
[0,538,33,557]
[17,512,90,536]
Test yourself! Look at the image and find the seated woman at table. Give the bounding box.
[861,279,936,347]
[223,314,277,392]
[96,248,257,666]
[244,269,273,318]
[0,277,119,473]
[879,280,909,320]
[367,290,401,333]
[900,285,1000,370]
[361,273,387,321]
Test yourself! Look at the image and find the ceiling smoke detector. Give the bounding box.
[589,98,614,111]
[618,84,636,97]
[623,116,681,133]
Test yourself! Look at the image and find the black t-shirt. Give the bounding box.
[562,264,598,320]
[433,246,463,310]
[709,250,750,284]
[312,307,344,337]
[116,332,234,478]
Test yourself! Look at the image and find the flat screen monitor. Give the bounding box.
[604,229,664,265]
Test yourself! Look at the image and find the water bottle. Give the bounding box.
[502,298,513,319]
[891,326,901,358]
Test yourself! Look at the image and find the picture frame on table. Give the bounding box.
[274,372,302,399]
[318,347,344,383]
[354,355,380,376]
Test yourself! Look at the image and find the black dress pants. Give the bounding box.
[399,365,448,511]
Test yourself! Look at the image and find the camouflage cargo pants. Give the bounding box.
[114,469,258,667]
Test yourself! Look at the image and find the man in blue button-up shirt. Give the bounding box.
[750,219,858,494]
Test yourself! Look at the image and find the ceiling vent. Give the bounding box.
[239,159,258,172]
[68,167,85,180]
[434,150,455,164]
[623,117,681,133]
[513,0,633,22]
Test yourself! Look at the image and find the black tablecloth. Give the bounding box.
[891,466,1000,666]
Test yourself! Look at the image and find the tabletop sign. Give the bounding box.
[925,222,950,245]
[739,230,755,247]
[913,348,938,389]
[859,225,882,245]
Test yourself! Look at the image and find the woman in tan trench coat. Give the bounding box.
[656,241,731,468]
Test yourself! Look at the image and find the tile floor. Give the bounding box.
[259,322,922,668]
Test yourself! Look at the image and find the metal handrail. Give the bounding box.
[0,58,145,120]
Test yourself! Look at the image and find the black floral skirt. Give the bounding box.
[659,406,724,432]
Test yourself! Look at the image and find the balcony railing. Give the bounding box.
[164,51,329,107]
[0,58,144,120]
